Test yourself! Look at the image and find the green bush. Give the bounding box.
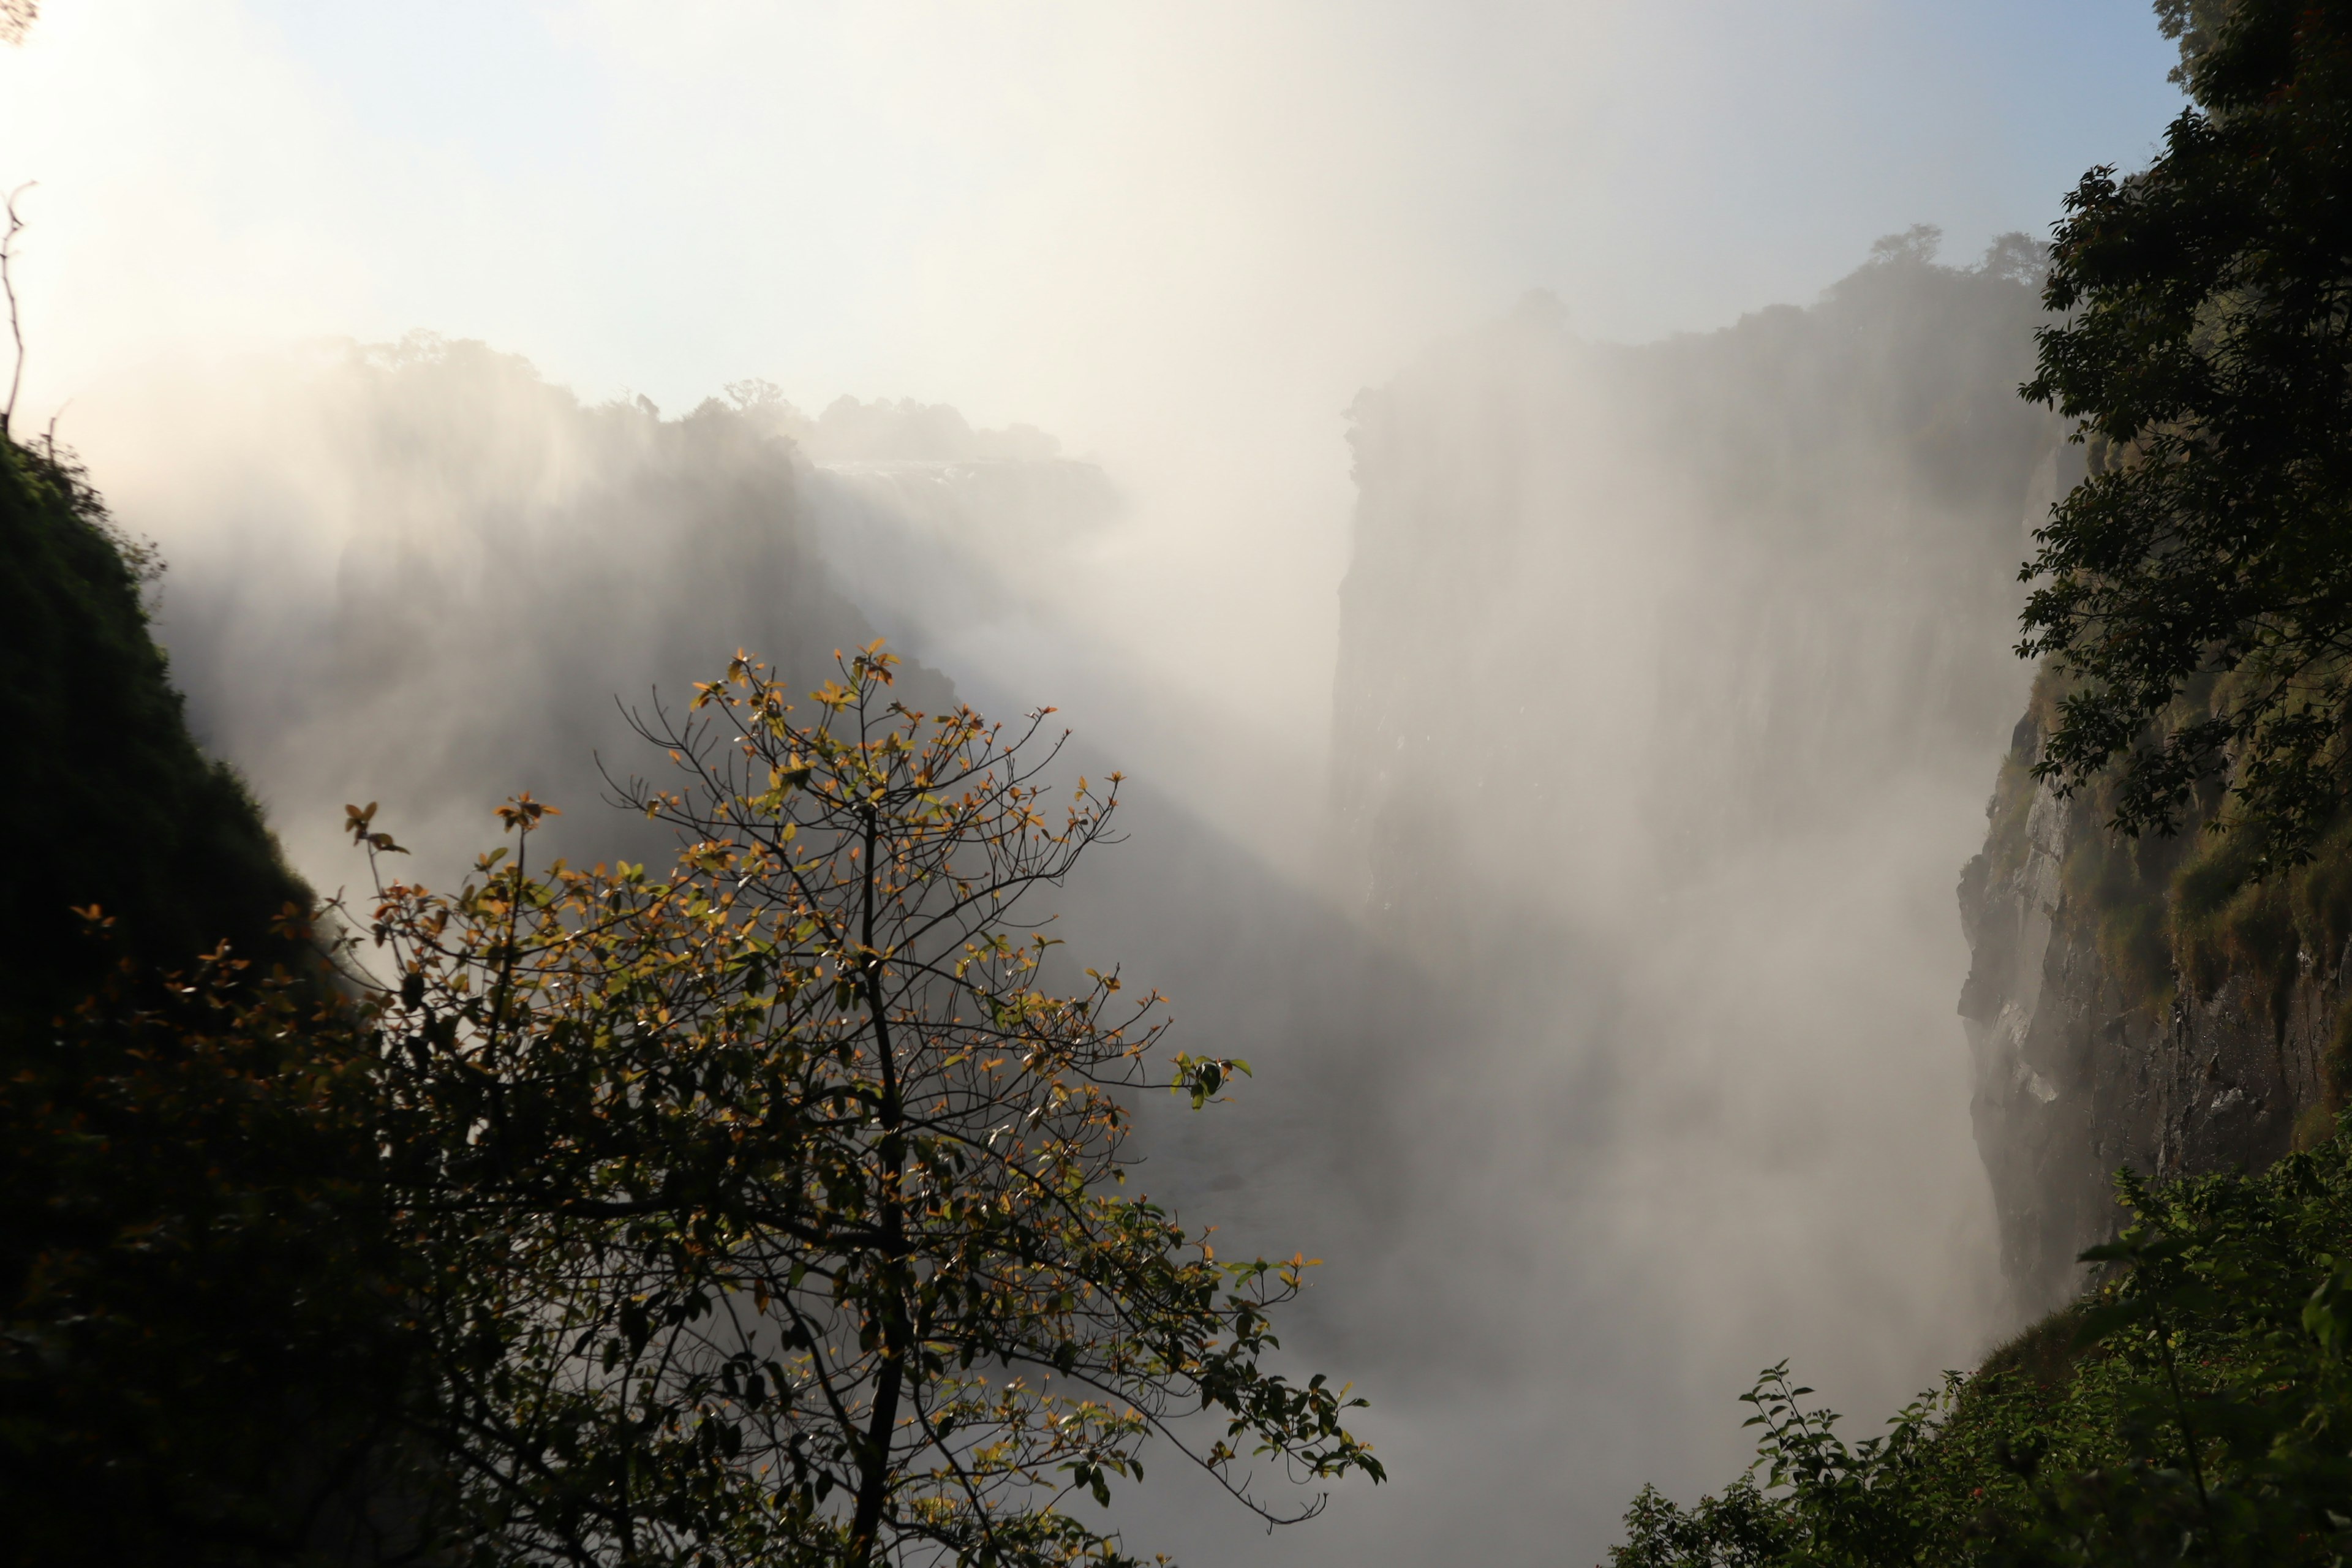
[1611,1125,2352,1565]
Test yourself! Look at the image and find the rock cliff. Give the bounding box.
[1332,238,2060,949]
[1959,686,2352,1313]
[1317,237,2075,1447]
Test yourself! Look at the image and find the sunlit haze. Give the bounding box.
[1,7,2201,1563]
[2,2,2177,804]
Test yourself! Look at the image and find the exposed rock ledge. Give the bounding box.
[1959,717,2348,1313]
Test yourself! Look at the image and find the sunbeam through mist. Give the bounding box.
[0,5,2217,1565]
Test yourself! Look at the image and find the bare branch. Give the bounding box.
[2,181,31,440]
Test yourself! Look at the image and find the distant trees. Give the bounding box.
[2021,0,2352,871]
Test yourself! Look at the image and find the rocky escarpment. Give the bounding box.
[1321,238,2076,1417]
[1959,690,2352,1313]
[1332,237,2060,943]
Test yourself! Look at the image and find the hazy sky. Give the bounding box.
[0,0,2186,764]
[2,3,2183,409]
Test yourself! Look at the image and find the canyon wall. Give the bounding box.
[1332,237,2058,948]
[1959,688,2352,1311]
[1316,236,2070,1504]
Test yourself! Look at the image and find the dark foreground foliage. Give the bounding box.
[1610,1123,2352,1566]
[1,941,442,1567]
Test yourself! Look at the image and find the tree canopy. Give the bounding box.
[2021,0,2352,871]
[347,645,1382,1566]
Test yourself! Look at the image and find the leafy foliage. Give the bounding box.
[1611,1365,1959,1568]
[337,644,1380,1567]
[2154,1,2231,85]
[2020,0,2352,873]
[1610,1123,2352,1566]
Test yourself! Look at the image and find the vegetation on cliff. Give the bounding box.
[1977,665,2352,1059]
[0,429,427,1559]
[0,435,423,1563]
[0,437,312,1031]
[1615,2,2352,1558]
[1613,1124,2352,1566]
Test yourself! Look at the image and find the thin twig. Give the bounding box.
[2,181,32,441]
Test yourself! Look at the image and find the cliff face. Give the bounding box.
[1313,238,2075,1479]
[1332,239,2060,957]
[1958,697,2352,1313]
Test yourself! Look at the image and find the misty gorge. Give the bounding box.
[9,6,2351,1567]
[54,236,2064,1562]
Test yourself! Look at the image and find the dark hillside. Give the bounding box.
[1,439,418,1566]
[0,437,311,1033]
